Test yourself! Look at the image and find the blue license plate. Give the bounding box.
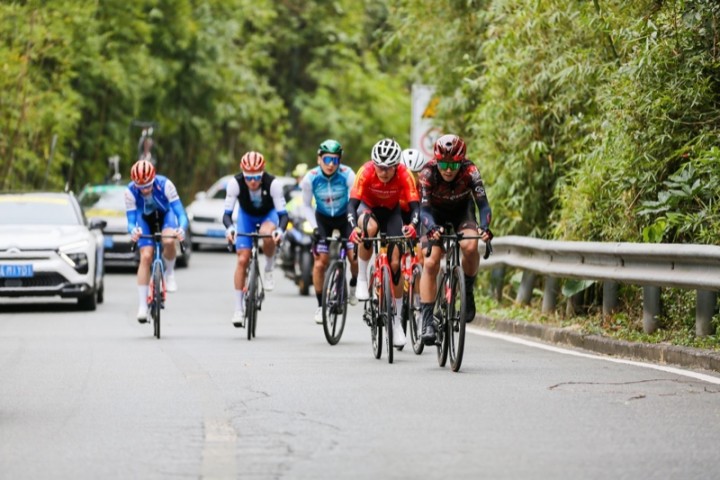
[0,264,33,278]
[207,229,226,238]
[104,236,114,248]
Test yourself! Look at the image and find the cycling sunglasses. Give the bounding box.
[375,164,395,173]
[244,173,263,182]
[437,161,461,171]
[321,155,340,165]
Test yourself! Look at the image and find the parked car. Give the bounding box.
[186,174,296,250]
[0,192,106,310]
[78,183,192,268]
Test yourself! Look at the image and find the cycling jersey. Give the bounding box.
[348,162,419,228]
[300,165,355,226]
[125,175,188,248]
[418,159,492,230]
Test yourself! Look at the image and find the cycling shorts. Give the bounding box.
[236,208,279,250]
[137,210,179,248]
[314,211,353,255]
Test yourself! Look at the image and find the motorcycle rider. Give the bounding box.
[300,139,359,324]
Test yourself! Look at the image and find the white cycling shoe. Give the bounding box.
[264,271,275,291]
[348,285,358,306]
[314,306,323,324]
[137,305,148,324]
[392,316,406,347]
[355,278,369,301]
[231,310,245,328]
[165,273,178,293]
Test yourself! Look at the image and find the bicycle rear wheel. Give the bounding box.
[435,275,449,367]
[151,265,163,339]
[448,266,467,372]
[369,267,382,359]
[408,264,424,355]
[245,258,258,341]
[380,265,394,364]
[322,260,347,345]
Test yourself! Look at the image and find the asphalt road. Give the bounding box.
[1,251,719,479]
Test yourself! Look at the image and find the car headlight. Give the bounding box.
[59,240,90,273]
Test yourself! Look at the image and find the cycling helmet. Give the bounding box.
[318,139,343,158]
[433,134,467,162]
[130,159,156,186]
[371,138,402,167]
[400,148,427,173]
[240,151,265,173]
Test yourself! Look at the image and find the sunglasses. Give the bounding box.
[135,182,153,190]
[321,155,340,165]
[245,174,263,182]
[375,165,395,173]
[438,161,461,171]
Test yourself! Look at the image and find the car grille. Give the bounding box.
[193,216,218,223]
[0,272,68,288]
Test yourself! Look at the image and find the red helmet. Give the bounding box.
[434,134,466,162]
[240,151,265,173]
[130,159,156,186]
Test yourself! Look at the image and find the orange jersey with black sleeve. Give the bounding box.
[350,161,419,210]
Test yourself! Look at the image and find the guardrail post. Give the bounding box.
[696,290,717,336]
[542,276,558,313]
[603,281,618,316]
[516,271,536,305]
[643,286,661,333]
[490,267,505,302]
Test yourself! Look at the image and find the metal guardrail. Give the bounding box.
[477,236,720,336]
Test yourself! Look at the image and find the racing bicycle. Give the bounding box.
[321,233,352,345]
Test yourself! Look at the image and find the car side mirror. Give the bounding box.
[89,218,107,231]
[195,191,207,201]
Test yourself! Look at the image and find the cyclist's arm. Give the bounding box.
[469,166,492,230]
[164,179,189,230]
[222,177,240,228]
[418,167,438,231]
[300,174,317,229]
[401,167,421,228]
[124,188,139,233]
[347,165,366,229]
[269,179,289,231]
[347,198,360,230]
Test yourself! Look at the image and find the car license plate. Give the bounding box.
[0,264,33,278]
[207,229,226,238]
[104,236,114,248]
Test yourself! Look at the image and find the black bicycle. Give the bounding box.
[132,232,185,339]
[321,233,351,345]
[228,228,274,340]
[427,227,492,372]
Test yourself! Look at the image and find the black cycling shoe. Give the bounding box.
[420,303,436,345]
[137,316,148,324]
[464,296,476,323]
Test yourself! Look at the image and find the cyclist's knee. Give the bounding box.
[423,255,440,274]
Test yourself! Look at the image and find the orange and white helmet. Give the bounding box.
[240,151,265,173]
[130,159,156,186]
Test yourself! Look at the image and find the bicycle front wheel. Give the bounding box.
[369,267,382,359]
[152,265,163,339]
[322,260,347,345]
[408,264,424,355]
[245,258,258,341]
[435,275,449,367]
[381,265,394,364]
[448,266,467,372]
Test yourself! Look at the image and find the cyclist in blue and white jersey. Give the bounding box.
[125,159,188,323]
[300,139,359,324]
[223,151,288,328]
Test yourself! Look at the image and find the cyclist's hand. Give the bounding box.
[348,227,362,244]
[402,224,417,239]
[225,226,236,242]
[478,227,493,243]
[175,227,185,242]
[272,228,283,244]
[427,225,443,241]
[130,227,142,242]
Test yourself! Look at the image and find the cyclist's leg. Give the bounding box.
[418,210,445,343]
[341,217,359,302]
[159,211,180,291]
[383,207,406,346]
[258,211,279,290]
[232,210,255,325]
[354,203,377,300]
[313,212,332,307]
[457,211,480,322]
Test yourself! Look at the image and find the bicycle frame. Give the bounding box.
[321,234,351,345]
[234,228,274,340]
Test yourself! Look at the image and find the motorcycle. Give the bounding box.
[278,215,314,296]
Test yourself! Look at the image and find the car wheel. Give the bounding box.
[78,290,97,311]
[97,280,104,304]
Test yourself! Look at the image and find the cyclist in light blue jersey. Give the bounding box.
[125,159,188,322]
[300,139,359,324]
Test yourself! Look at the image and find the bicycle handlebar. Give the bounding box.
[226,231,276,252]
[130,233,186,253]
[424,231,493,259]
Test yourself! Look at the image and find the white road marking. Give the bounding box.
[468,327,720,385]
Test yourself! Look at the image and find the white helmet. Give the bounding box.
[401,148,427,172]
[371,138,402,167]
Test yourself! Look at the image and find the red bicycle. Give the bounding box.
[361,234,406,364]
[398,238,424,354]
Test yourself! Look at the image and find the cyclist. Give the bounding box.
[418,134,493,344]
[224,151,288,328]
[348,138,420,347]
[300,139,359,324]
[125,159,188,323]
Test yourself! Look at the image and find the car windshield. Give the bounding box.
[78,186,125,212]
[211,188,226,200]
[0,195,81,225]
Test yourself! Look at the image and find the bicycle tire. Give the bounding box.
[322,260,347,345]
[381,265,394,364]
[435,274,449,367]
[409,264,424,355]
[152,264,162,339]
[369,267,382,359]
[448,266,467,372]
[245,257,257,341]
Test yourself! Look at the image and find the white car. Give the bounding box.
[187,174,296,250]
[0,192,106,310]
